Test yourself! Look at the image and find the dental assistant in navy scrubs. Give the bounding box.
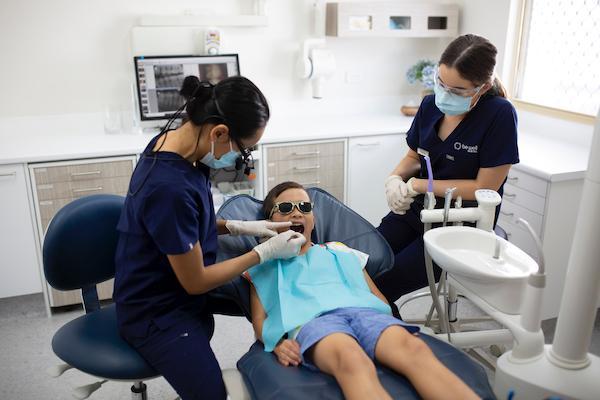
[375,34,519,307]
[113,76,305,400]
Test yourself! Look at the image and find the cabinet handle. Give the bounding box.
[298,180,321,186]
[292,151,320,156]
[71,170,102,177]
[355,142,381,147]
[507,176,519,182]
[73,186,103,193]
[500,211,515,217]
[0,172,17,178]
[293,165,320,171]
[504,193,517,199]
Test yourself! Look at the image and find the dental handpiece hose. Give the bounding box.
[517,218,546,334]
[423,154,436,211]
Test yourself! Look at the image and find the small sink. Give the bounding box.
[424,226,539,314]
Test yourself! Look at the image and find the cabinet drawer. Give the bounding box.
[36,176,131,201]
[503,183,546,215]
[266,167,344,191]
[49,279,114,308]
[33,160,133,185]
[266,141,344,162]
[266,157,343,180]
[498,200,543,237]
[38,198,74,222]
[327,186,344,201]
[506,168,548,198]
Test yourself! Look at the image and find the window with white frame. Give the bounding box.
[516,0,600,116]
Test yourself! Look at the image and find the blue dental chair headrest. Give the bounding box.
[210,187,395,319]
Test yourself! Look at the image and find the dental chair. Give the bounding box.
[43,194,168,399]
[210,187,495,400]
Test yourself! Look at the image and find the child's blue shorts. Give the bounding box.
[295,307,420,371]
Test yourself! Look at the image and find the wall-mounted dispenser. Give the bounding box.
[297,38,336,99]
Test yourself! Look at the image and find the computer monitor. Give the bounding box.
[134,54,240,121]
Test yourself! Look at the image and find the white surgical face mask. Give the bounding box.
[199,140,239,169]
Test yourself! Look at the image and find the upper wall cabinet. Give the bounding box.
[326,2,458,38]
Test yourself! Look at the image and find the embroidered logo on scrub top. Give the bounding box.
[453,141,478,154]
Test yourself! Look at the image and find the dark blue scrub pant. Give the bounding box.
[125,314,226,400]
[375,207,442,304]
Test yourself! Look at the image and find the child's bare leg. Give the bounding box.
[374,326,480,400]
[310,333,392,400]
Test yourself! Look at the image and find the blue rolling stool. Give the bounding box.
[43,194,159,399]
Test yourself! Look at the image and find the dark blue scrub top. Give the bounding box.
[114,133,217,337]
[406,94,519,215]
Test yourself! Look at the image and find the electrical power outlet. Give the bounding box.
[345,71,363,84]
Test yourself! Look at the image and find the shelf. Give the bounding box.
[138,14,268,27]
[326,2,458,38]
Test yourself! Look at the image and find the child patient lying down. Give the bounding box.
[243,181,480,400]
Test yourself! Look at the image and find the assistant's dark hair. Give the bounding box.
[262,181,307,219]
[439,34,507,98]
[179,75,270,141]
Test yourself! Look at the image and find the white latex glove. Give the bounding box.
[253,230,307,264]
[385,175,414,215]
[406,177,420,197]
[226,220,292,238]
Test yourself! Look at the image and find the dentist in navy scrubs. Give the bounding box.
[113,76,305,400]
[375,34,519,310]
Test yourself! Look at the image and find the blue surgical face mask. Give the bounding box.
[199,140,240,169]
[433,79,480,116]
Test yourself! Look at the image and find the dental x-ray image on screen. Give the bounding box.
[134,54,240,121]
[199,63,228,86]
[153,64,186,113]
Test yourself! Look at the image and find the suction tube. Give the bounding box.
[423,223,451,339]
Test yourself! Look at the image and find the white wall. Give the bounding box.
[0,0,451,118]
[457,0,512,78]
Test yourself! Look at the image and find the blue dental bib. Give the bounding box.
[248,244,391,351]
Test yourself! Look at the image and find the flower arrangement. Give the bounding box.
[406,60,437,91]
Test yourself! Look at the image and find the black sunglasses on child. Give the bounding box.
[269,201,314,218]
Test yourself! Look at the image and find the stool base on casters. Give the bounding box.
[131,382,147,400]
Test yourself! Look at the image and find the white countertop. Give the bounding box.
[0,96,590,182]
[516,133,590,182]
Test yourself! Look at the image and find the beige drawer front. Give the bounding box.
[36,176,131,201]
[266,166,344,190]
[506,168,548,198]
[38,198,73,228]
[266,157,343,180]
[33,160,133,185]
[49,279,114,308]
[327,186,344,201]
[503,183,546,215]
[498,200,543,237]
[266,141,344,162]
